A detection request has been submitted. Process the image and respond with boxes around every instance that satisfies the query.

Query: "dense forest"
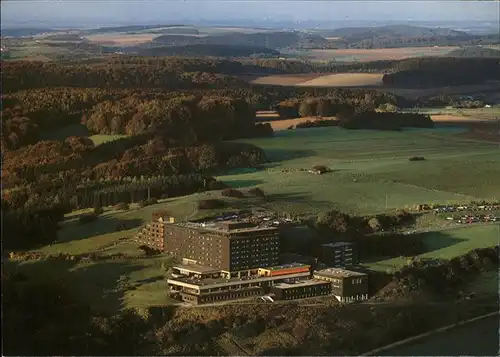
[152,31,328,49]
[140,44,280,57]
[383,57,500,87]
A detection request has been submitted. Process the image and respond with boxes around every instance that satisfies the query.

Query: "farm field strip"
[296,73,384,87]
[84,33,159,46]
[284,46,461,62]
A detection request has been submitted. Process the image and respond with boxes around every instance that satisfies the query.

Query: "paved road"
[378,315,500,356]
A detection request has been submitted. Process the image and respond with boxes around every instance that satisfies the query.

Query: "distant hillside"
[81,24,188,35]
[2,28,58,37]
[446,46,500,58]
[153,31,327,49]
[383,57,500,88]
[139,44,280,57]
[44,34,84,41]
[325,24,470,40]
[146,27,199,35]
[310,24,498,49]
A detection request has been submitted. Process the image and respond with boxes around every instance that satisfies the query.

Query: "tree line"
[383,57,500,88]
[338,110,434,130]
[3,136,267,188]
[1,59,248,93]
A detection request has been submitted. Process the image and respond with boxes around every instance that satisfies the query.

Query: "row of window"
[281,291,329,300]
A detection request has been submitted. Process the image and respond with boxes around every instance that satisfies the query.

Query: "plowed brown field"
[85,33,158,46]
[261,117,336,130]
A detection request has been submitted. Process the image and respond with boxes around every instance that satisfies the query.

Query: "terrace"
[314,268,367,279]
[262,262,311,271]
[272,279,328,289]
[167,269,311,290]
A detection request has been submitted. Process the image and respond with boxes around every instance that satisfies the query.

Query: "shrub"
[299,99,318,118]
[221,188,244,198]
[253,123,274,137]
[152,209,171,221]
[79,213,98,224]
[295,119,338,129]
[312,165,329,174]
[248,187,266,199]
[93,205,103,215]
[368,217,382,232]
[409,156,426,161]
[277,99,299,119]
[207,180,227,190]
[198,199,225,209]
[138,198,158,207]
[113,202,130,211]
[316,210,350,233]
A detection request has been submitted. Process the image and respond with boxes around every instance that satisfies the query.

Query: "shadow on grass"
[69,260,146,314]
[8,257,147,315]
[264,148,316,162]
[362,230,467,265]
[40,123,90,141]
[416,230,468,253]
[59,216,144,242]
[266,192,321,203]
[224,179,265,188]
[136,275,163,285]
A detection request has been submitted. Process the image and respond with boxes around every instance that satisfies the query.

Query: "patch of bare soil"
[249,74,322,86]
[262,117,336,131]
[297,73,383,87]
[85,34,158,46]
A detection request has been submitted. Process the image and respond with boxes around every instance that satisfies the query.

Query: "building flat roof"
[262,262,310,271]
[174,220,279,234]
[168,271,311,289]
[314,268,367,278]
[173,264,221,274]
[272,279,330,289]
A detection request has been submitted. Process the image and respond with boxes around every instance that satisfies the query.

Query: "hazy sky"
[2,0,499,28]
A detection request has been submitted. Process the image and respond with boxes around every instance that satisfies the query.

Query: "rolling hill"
[153,31,327,49]
[446,46,500,58]
[139,44,280,57]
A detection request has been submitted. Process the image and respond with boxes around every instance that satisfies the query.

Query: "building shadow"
[224,179,265,188]
[67,259,147,314]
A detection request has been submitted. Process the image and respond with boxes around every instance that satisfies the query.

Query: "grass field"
[40,124,128,145]
[221,127,500,216]
[366,224,500,271]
